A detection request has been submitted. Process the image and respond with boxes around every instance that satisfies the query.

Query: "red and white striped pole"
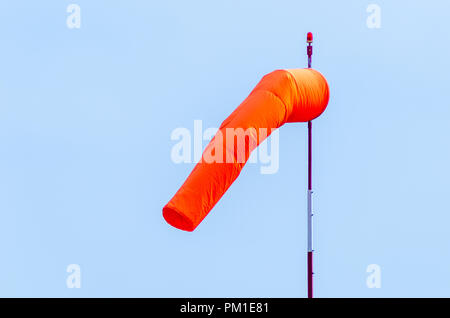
[306,32,314,298]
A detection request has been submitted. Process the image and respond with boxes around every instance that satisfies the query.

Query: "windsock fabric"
[163,68,329,231]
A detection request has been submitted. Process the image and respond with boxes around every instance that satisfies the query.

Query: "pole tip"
[307,32,313,43]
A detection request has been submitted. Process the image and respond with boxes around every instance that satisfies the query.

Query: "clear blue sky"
[0,1,449,297]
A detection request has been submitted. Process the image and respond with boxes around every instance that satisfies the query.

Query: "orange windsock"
[163,68,329,231]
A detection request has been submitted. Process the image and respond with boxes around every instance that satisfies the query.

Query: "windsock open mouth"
[163,68,329,231]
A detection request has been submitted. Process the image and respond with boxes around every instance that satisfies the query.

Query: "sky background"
[0,0,449,297]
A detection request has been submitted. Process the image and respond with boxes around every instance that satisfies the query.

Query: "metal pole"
[307,121,313,298]
[306,32,313,299]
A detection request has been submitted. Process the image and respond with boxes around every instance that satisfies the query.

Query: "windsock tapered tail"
[163,68,329,231]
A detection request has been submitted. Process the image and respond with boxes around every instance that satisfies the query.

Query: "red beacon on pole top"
[306,32,313,69]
